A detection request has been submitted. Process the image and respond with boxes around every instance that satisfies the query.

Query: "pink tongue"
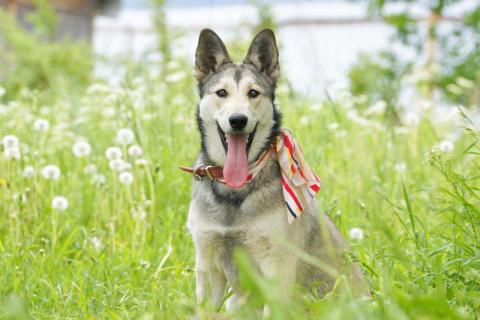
[223,134,248,189]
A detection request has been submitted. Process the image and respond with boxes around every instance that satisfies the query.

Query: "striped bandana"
[217,128,321,224]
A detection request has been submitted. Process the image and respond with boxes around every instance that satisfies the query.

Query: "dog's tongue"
[223,134,248,189]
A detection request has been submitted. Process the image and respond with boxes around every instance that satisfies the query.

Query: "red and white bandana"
[217,128,322,223]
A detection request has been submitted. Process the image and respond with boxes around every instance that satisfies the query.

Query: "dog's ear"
[244,29,280,82]
[194,29,231,82]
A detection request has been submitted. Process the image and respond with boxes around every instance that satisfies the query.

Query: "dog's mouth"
[216,122,257,154]
[216,122,258,189]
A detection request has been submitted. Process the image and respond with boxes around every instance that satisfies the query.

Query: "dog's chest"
[188,200,288,263]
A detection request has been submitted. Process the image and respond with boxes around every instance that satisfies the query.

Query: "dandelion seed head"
[128,144,143,157]
[0,86,5,97]
[394,162,407,174]
[135,159,149,167]
[4,146,21,160]
[105,146,122,160]
[91,236,102,251]
[33,119,50,132]
[52,196,68,211]
[119,171,134,185]
[41,164,61,180]
[438,140,454,153]
[2,135,19,148]
[109,158,126,171]
[72,141,92,158]
[22,166,35,178]
[349,227,364,241]
[116,128,135,145]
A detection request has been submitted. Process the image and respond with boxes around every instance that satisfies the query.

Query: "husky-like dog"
[186,28,368,311]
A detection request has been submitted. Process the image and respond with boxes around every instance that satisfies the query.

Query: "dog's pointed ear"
[244,29,280,82]
[194,29,231,82]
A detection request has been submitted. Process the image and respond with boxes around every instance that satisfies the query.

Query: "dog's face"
[194,29,281,189]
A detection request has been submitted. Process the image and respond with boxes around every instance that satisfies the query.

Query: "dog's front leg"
[195,255,227,310]
[259,252,297,318]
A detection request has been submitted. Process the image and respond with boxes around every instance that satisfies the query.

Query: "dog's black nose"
[229,113,248,130]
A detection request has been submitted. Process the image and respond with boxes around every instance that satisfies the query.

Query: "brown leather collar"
[180,165,224,181]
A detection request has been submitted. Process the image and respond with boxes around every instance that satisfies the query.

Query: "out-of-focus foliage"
[348,51,410,122]
[350,0,480,113]
[0,8,93,101]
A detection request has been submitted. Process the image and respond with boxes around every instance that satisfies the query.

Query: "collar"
[181,128,321,223]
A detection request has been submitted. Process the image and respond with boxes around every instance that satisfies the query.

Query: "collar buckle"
[192,165,206,181]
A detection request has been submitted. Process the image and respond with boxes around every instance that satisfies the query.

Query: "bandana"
[182,128,321,223]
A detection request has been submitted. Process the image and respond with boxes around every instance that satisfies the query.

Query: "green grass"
[1,65,479,319]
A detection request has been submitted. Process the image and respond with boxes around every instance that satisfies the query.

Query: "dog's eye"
[216,89,227,98]
[248,89,260,98]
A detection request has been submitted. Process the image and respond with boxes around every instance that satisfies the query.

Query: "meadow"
[1,41,480,320]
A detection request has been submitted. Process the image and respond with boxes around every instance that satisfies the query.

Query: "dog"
[185,28,368,312]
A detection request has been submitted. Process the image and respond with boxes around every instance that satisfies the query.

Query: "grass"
[1,61,479,319]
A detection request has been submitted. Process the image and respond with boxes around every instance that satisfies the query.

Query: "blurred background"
[1,0,479,115]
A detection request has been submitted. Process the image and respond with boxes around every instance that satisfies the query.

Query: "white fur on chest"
[187,200,291,263]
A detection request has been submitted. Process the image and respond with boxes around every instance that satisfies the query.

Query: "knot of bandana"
[182,128,321,223]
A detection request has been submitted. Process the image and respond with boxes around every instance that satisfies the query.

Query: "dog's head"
[194,28,281,189]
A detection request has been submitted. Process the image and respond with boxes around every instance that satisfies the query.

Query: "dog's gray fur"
[187,28,368,311]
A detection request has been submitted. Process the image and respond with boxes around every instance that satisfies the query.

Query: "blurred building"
[0,0,119,41]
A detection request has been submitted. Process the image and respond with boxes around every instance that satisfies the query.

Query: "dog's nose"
[229,113,248,130]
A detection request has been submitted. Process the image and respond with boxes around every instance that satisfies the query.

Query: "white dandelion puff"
[41,164,61,180]
[394,162,406,174]
[72,141,92,158]
[119,171,134,186]
[135,159,149,167]
[0,86,5,97]
[116,128,135,145]
[128,144,143,157]
[22,166,35,178]
[33,119,50,132]
[4,146,21,160]
[438,140,454,153]
[105,146,122,160]
[349,228,364,241]
[109,159,126,171]
[91,236,103,251]
[51,196,68,211]
[2,135,19,148]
